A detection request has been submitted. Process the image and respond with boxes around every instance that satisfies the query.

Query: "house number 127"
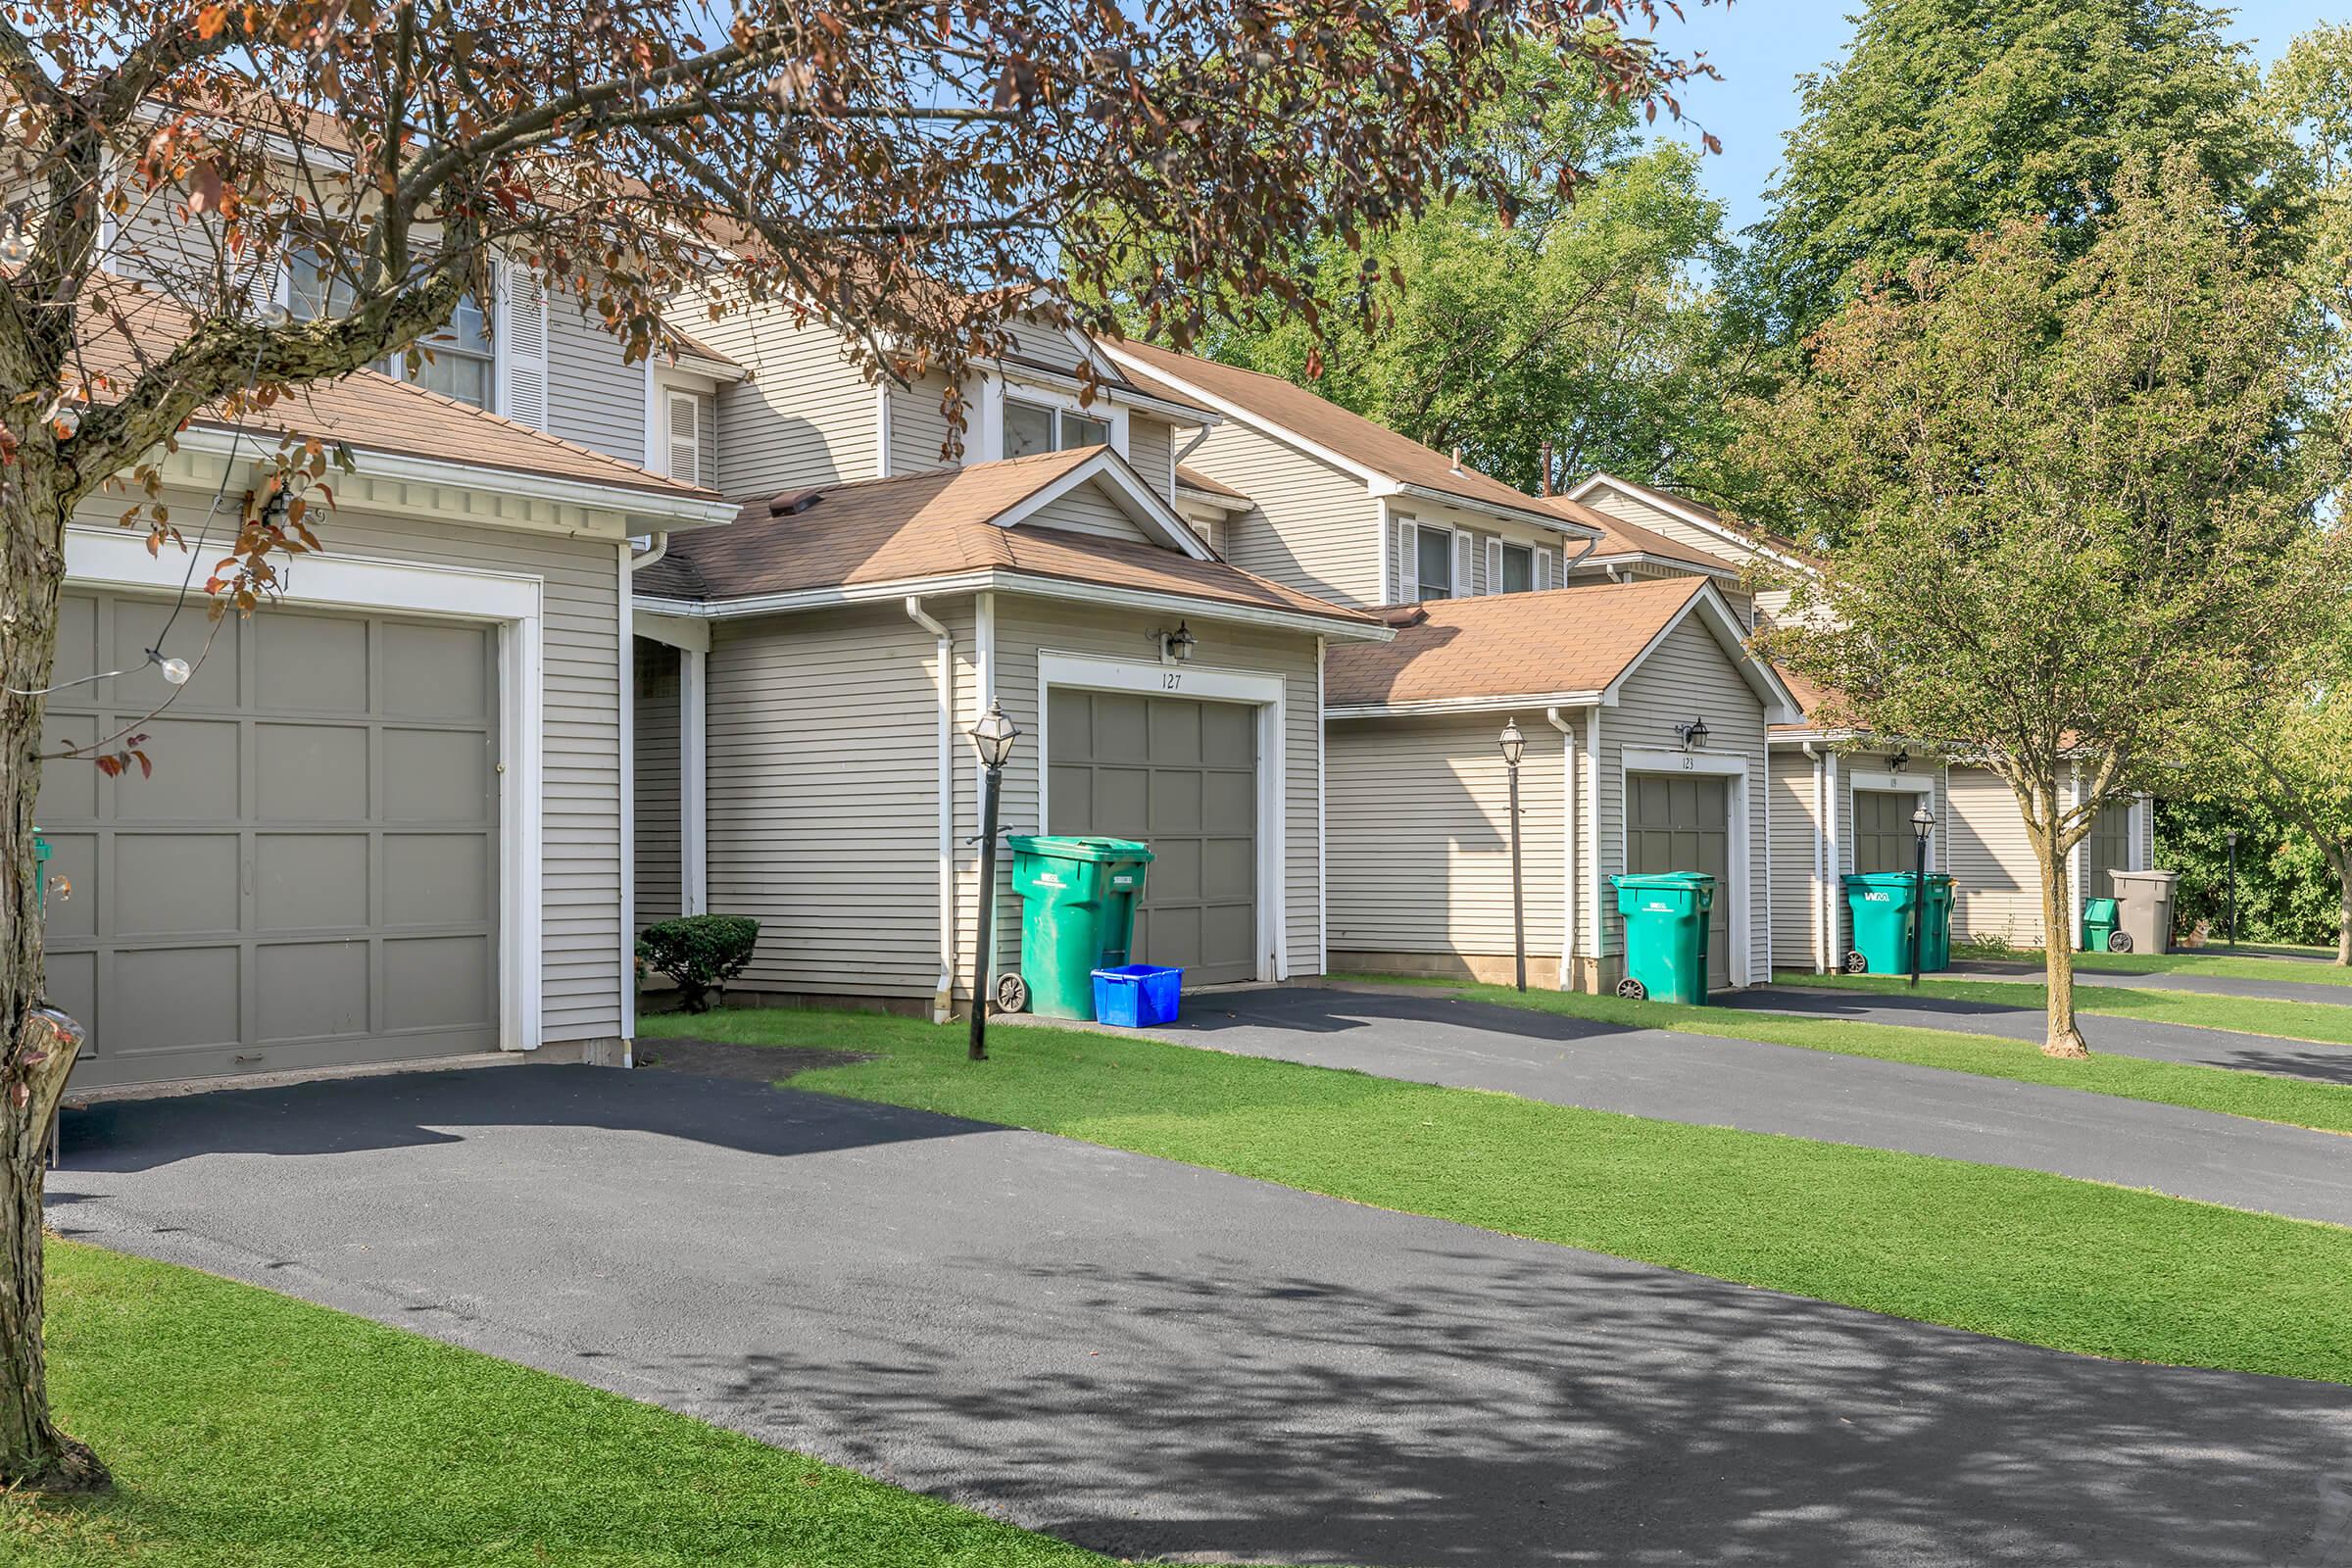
[1162,672,1182,690]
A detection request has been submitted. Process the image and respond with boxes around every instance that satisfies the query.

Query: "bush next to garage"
[636,917,760,1014]
[2156,795,2340,948]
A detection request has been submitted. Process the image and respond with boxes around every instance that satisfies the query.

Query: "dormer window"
[284,247,537,420]
[1004,398,1111,459]
[1497,543,1533,594]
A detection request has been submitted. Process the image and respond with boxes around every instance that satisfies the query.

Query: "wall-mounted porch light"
[1154,622,1198,664]
[1675,717,1710,752]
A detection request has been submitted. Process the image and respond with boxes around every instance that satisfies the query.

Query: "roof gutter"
[1326,691,1602,720]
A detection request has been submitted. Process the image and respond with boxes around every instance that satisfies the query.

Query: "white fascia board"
[643,568,1390,642]
[1388,482,1601,540]
[1574,551,1741,581]
[1568,472,1818,578]
[1599,581,1801,723]
[989,448,1215,561]
[172,425,740,531]
[997,357,1224,429]
[1326,692,1601,720]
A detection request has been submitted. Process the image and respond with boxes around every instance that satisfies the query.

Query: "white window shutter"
[1536,547,1555,592]
[1485,538,1502,596]
[1394,516,1418,602]
[497,260,550,429]
[664,390,701,481]
[1453,531,1473,598]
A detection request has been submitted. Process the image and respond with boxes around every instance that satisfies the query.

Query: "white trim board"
[1034,650,1290,984]
[1848,770,1934,794]
[65,525,549,1054]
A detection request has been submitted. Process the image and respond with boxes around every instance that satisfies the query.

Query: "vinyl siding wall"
[699,306,881,495]
[1128,415,1177,504]
[1767,748,1823,970]
[1580,489,1791,625]
[632,639,682,926]
[67,494,630,1046]
[889,373,960,474]
[1182,421,1385,608]
[547,302,649,464]
[1036,481,1154,544]
[1946,763,2046,946]
[1325,716,1565,973]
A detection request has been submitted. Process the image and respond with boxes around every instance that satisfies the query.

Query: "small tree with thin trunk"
[2229,615,2352,963]
[1742,153,2344,1057]
[0,0,1711,1494]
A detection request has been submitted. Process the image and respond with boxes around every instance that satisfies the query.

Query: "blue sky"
[1649,0,2333,237]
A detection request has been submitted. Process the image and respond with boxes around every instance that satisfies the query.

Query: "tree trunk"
[2034,830,2090,1059]
[0,454,106,1490]
[2332,849,2352,967]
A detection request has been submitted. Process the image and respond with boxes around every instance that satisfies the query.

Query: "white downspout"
[1802,742,1826,973]
[1824,749,1841,968]
[906,597,956,1022]
[1548,707,1579,991]
[630,533,669,570]
[1586,705,1603,978]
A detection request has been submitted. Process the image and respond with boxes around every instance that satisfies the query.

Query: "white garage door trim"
[1035,650,1288,983]
[65,526,548,1053]
[1620,744,1753,987]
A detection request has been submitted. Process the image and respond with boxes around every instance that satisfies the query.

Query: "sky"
[1646,0,2334,238]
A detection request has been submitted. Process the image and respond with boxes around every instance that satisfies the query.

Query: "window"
[285,245,493,411]
[1498,543,1533,594]
[1003,398,1113,460]
[1416,526,1454,599]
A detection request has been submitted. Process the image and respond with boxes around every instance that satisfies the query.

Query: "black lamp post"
[1909,801,1936,989]
[967,698,1020,1061]
[2225,829,2239,949]
[1499,717,1527,993]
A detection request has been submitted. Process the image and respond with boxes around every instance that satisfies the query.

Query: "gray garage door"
[1046,689,1258,986]
[1852,789,1918,875]
[2083,802,2132,900]
[38,591,501,1090]
[1626,773,1732,989]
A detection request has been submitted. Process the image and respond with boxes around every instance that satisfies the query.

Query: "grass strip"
[11,1241,1219,1568]
[1336,973,2352,1134]
[1785,970,2352,1049]
[645,1009,2352,1385]
[1958,941,2352,987]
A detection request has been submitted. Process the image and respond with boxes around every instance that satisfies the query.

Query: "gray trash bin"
[2109,869,2180,956]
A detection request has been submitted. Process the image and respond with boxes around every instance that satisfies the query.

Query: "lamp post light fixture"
[966,697,1021,1061]
[1909,801,1936,989]
[2225,829,2240,949]
[1499,718,1528,993]
[1675,717,1709,752]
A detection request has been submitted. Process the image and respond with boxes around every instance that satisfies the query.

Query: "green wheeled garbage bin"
[2082,897,2121,953]
[1609,872,1715,1004]
[31,828,50,916]
[1921,873,1955,972]
[1008,836,1154,1020]
[1841,872,1924,974]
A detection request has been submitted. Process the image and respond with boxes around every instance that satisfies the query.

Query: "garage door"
[1852,789,1917,874]
[1626,773,1732,989]
[2083,802,2132,900]
[38,591,501,1090]
[1046,689,1257,986]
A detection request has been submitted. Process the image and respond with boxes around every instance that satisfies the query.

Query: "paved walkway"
[1950,958,2352,1008]
[1720,983,2352,1084]
[49,1066,2352,1567]
[1163,987,2352,1226]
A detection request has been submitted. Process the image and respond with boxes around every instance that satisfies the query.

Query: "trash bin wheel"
[992,973,1030,1014]
[2106,932,2133,954]
[1843,951,1869,974]
[1615,976,1648,1002]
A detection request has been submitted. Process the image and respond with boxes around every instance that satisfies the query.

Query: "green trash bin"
[1609,872,1715,1004]
[31,828,50,916]
[2082,897,2121,953]
[1008,836,1154,1020]
[1841,872,1924,974]
[1921,873,1955,972]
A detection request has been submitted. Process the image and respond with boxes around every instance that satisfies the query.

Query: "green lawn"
[1784,970,2352,1048]
[644,1008,2352,1385]
[1959,941,2352,987]
[1333,975,2352,1133]
[8,1242,1190,1568]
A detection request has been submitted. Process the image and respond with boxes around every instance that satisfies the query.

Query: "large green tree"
[1156,51,1733,495]
[1745,156,2344,1056]
[1735,0,2302,349]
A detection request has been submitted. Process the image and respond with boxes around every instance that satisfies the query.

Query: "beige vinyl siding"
[547,302,648,463]
[1128,415,1177,504]
[1580,488,1749,567]
[650,379,719,489]
[705,607,946,999]
[1946,763,2046,947]
[1768,748,1823,970]
[1603,612,1769,980]
[1004,319,1093,370]
[66,495,630,1043]
[1028,479,1153,544]
[1183,421,1385,608]
[632,639,683,926]
[983,599,1325,981]
[889,373,960,474]
[699,306,882,494]
[1326,716,1564,961]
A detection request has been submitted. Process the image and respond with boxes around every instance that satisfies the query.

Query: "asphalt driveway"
[48,1064,2352,1567]
[1719,982,2352,1083]
[1160,987,2352,1226]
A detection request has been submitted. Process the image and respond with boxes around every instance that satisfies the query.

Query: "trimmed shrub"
[636,915,760,1012]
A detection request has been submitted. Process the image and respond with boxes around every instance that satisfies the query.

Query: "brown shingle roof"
[1176,464,1250,503]
[1107,341,1588,529]
[85,278,718,500]
[1326,577,1711,708]
[1542,495,1739,574]
[1575,472,1820,566]
[635,448,1380,628]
